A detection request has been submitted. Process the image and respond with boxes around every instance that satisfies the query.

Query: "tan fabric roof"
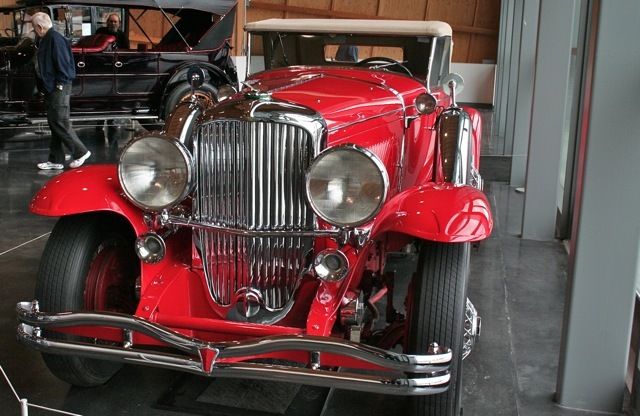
[245,19,452,37]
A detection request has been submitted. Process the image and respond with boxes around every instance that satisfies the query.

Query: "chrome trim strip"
[211,363,450,394]
[452,110,472,186]
[160,213,345,238]
[219,335,451,368]
[201,99,327,151]
[245,32,252,80]
[426,39,438,91]
[437,108,474,186]
[17,303,452,396]
[22,115,158,124]
[326,109,402,134]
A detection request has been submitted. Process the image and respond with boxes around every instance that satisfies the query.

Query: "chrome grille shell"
[194,98,326,320]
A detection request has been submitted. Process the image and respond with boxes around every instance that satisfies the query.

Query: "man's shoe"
[69,151,91,168]
[37,161,64,170]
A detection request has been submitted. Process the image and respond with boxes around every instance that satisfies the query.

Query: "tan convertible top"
[245,19,452,37]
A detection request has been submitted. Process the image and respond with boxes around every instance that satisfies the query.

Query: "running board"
[0,114,158,126]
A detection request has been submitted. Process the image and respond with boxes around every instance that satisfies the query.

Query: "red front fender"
[371,184,493,242]
[30,165,147,235]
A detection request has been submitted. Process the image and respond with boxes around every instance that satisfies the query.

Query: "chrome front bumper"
[16,301,451,396]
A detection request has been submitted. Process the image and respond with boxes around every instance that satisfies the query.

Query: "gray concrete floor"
[0,123,626,415]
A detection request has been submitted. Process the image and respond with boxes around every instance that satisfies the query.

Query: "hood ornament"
[241,80,272,101]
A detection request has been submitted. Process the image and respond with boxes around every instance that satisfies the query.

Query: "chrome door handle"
[77,61,85,68]
[114,61,123,68]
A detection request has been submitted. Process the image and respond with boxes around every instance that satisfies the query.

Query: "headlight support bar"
[161,212,342,238]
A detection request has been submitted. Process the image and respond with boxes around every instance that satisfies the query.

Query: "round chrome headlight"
[118,135,193,211]
[306,145,388,227]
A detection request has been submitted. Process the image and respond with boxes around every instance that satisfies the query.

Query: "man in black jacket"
[96,13,129,49]
[32,12,90,170]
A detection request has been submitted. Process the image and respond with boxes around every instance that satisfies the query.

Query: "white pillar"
[556,0,640,412]
[521,0,577,240]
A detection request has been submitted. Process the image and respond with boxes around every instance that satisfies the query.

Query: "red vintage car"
[17,18,492,416]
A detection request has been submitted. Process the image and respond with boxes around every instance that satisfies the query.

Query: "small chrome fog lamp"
[135,233,166,264]
[313,249,349,282]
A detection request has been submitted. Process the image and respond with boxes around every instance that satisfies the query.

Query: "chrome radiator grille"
[193,120,314,311]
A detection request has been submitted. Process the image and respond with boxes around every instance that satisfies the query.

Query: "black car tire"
[163,82,218,120]
[35,214,139,387]
[407,241,469,416]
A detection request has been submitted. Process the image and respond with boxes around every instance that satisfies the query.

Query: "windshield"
[248,31,450,86]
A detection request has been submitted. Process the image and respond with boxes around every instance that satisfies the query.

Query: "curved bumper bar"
[17,301,451,396]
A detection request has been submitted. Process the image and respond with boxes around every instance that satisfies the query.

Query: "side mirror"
[441,73,464,107]
[186,66,206,93]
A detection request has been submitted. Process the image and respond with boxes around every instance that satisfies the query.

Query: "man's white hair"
[31,12,53,31]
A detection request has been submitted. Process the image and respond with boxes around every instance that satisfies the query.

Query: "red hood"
[247,67,427,131]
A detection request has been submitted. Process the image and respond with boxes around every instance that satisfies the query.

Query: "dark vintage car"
[0,0,238,125]
[17,18,493,416]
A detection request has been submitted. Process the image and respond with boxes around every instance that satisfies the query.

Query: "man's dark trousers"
[45,84,88,164]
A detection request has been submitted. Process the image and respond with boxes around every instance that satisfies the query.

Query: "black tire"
[407,241,469,416]
[163,82,218,120]
[35,214,139,387]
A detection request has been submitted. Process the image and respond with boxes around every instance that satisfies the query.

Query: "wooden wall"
[235,0,501,63]
[0,0,14,32]
[0,0,500,63]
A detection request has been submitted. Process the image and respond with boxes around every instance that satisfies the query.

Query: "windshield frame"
[246,30,451,89]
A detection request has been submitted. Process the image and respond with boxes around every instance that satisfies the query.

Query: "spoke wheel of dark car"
[163,82,218,120]
[355,56,413,77]
[406,241,469,416]
[35,214,139,387]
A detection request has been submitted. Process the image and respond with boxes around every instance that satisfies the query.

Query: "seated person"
[96,13,129,49]
[335,44,358,62]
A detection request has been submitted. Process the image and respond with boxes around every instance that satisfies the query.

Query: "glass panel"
[50,6,91,40]
[324,45,403,63]
[13,7,45,38]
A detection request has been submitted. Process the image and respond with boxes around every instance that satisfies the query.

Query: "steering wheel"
[355,56,413,77]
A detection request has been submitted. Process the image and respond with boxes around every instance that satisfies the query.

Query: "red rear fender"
[30,165,147,234]
[371,184,493,242]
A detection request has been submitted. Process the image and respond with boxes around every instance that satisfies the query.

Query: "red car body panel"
[371,184,493,242]
[29,165,148,235]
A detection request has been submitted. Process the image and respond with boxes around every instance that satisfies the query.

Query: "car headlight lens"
[306,146,388,227]
[118,135,193,211]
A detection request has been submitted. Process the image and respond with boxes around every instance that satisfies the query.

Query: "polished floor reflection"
[0,124,614,415]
